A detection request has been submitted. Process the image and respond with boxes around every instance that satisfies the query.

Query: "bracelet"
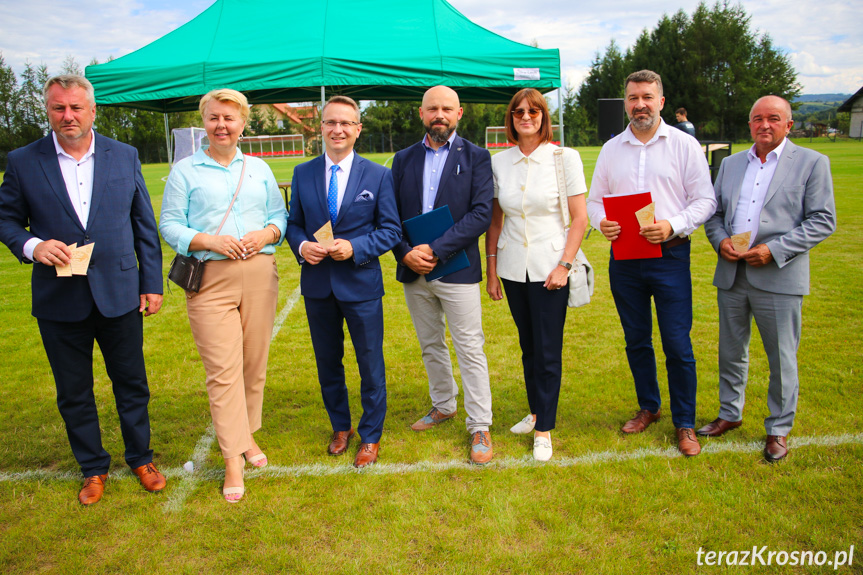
[486,254,497,258]
[268,225,279,242]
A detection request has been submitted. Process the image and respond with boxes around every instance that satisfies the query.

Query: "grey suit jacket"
[704,140,836,296]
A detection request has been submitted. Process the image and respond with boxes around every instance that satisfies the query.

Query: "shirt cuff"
[23,237,42,261]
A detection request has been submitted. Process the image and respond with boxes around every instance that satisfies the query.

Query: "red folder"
[603,192,662,260]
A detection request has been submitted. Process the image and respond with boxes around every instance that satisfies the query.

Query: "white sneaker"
[510,414,536,434]
[533,435,552,461]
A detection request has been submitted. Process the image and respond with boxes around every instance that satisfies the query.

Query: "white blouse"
[492,143,587,282]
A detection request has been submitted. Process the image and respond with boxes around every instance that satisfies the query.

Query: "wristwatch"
[558,260,572,270]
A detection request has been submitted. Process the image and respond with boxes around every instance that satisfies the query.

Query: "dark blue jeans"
[608,242,697,428]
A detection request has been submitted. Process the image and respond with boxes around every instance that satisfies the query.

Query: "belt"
[662,236,690,250]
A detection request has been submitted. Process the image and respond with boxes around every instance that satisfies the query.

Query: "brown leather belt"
[662,236,690,250]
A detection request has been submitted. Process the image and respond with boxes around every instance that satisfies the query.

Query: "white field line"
[272,284,301,341]
[162,424,216,513]
[2,432,861,485]
[161,283,301,512]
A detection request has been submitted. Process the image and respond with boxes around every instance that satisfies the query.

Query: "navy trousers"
[38,307,153,477]
[501,277,569,432]
[304,295,387,443]
[608,242,697,428]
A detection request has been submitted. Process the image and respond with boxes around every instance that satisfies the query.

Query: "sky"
[1,0,861,98]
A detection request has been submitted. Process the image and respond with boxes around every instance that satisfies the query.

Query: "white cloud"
[0,0,206,74]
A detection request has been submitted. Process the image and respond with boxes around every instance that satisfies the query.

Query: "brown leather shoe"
[411,407,457,431]
[328,428,355,456]
[469,431,493,465]
[764,435,788,462]
[354,442,379,468]
[132,462,167,493]
[78,474,108,505]
[676,428,701,457]
[696,417,743,437]
[621,409,661,433]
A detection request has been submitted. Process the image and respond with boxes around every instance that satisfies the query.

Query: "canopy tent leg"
[164,113,172,164]
[558,89,564,147]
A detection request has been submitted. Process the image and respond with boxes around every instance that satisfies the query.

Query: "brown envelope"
[635,202,655,228]
[730,231,751,253]
[55,243,76,277]
[314,221,335,248]
[71,243,95,275]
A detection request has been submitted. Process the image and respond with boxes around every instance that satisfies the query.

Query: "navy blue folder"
[402,205,470,281]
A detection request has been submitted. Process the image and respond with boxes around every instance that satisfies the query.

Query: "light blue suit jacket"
[704,140,836,296]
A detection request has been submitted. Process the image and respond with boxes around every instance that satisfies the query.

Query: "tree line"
[1,1,800,167]
[563,1,799,146]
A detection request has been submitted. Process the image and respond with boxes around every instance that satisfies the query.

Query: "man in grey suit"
[698,95,836,462]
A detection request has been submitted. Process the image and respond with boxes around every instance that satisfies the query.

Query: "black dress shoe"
[696,417,742,437]
[764,435,788,462]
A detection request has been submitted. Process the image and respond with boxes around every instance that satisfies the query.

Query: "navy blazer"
[286,153,401,302]
[391,135,493,284]
[0,133,163,321]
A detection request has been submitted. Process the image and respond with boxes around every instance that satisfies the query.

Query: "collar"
[325,150,355,172]
[194,146,244,166]
[747,137,788,163]
[421,130,457,151]
[52,129,96,161]
[622,118,669,146]
[510,141,554,164]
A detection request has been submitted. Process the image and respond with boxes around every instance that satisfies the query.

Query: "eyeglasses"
[511,108,541,119]
[322,120,360,129]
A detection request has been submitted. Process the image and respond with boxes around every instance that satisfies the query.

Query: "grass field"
[1,141,861,574]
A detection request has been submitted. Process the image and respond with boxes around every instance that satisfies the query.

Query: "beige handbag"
[553,148,594,308]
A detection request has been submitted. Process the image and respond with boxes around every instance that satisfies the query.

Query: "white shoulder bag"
[553,148,594,308]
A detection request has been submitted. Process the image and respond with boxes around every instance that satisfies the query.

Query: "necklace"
[206,148,231,167]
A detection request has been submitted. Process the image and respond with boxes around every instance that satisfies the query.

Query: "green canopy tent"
[85,0,562,159]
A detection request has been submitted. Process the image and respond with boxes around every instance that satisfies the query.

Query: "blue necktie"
[327,165,339,223]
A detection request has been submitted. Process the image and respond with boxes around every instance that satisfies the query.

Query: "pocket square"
[355,190,375,202]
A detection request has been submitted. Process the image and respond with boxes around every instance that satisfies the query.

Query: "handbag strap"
[201,154,247,261]
[553,148,571,229]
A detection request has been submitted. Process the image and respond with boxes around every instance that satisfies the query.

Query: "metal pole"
[164,113,172,164]
[557,89,564,147]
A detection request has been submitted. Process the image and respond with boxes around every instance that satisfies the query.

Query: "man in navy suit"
[286,96,400,468]
[391,86,494,464]
[0,75,166,504]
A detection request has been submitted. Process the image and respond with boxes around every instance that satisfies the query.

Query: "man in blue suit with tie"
[391,86,495,464]
[0,75,166,504]
[286,96,400,468]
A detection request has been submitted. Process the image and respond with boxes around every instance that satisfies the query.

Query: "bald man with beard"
[391,86,495,464]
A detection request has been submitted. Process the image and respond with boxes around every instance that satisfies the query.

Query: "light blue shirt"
[421,131,456,214]
[160,147,287,260]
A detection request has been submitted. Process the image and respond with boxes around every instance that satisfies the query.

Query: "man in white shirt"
[587,70,716,456]
[699,95,836,462]
[0,75,166,504]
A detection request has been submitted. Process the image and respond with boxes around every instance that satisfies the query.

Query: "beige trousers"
[186,255,279,459]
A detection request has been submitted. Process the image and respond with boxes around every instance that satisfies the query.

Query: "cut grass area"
[0,140,861,574]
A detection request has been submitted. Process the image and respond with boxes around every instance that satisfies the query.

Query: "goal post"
[239,134,305,158]
[485,125,561,149]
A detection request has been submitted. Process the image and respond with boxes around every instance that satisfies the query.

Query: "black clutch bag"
[168,253,205,293]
